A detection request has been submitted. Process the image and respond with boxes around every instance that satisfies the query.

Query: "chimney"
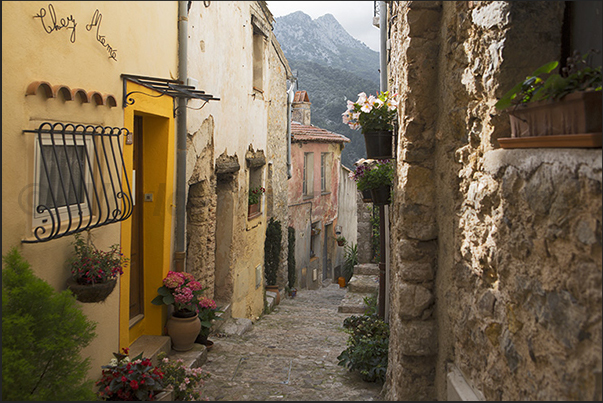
[291,91,311,125]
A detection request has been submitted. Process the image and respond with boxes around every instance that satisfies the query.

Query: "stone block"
[347,274,379,294]
[397,284,434,319]
[354,263,380,275]
[398,320,437,356]
[399,261,434,282]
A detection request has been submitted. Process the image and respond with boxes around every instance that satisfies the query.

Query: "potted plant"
[157,351,210,401]
[66,232,128,303]
[343,91,398,159]
[264,217,282,304]
[195,296,223,349]
[248,186,265,216]
[151,271,206,352]
[495,50,602,148]
[287,226,297,297]
[356,159,394,205]
[349,162,373,203]
[96,348,167,401]
[336,235,347,247]
[337,295,389,383]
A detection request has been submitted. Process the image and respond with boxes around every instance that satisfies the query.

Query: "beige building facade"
[183,1,293,319]
[2,1,179,380]
[2,0,293,384]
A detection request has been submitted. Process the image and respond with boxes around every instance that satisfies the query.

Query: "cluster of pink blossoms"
[157,271,206,312]
[198,296,217,310]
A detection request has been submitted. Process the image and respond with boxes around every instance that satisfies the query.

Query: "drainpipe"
[174,1,188,272]
[286,81,295,179]
[378,0,387,320]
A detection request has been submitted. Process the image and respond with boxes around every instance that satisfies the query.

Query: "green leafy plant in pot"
[152,271,207,352]
[264,217,282,303]
[356,159,394,205]
[495,49,601,145]
[287,226,297,297]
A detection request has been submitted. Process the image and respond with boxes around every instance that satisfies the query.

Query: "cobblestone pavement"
[199,283,385,401]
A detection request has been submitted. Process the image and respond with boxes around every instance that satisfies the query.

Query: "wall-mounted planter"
[66,277,117,303]
[369,185,391,205]
[363,130,393,159]
[499,91,602,149]
[248,203,260,218]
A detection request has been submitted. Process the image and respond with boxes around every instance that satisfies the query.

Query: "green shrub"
[337,295,389,383]
[264,217,282,286]
[287,227,296,289]
[2,248,98,401]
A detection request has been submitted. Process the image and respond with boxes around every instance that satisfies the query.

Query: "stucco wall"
[2,0,178,381]
[386,1,602,401]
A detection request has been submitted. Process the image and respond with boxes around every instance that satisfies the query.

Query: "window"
[24,122,133,243]
[252,29,265,92]
[321,152,331,193]
[303,152,314,197]
[248,166,264,219]
[33,134,93,228]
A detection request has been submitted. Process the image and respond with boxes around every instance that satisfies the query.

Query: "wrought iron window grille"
[121,74,220,116]
[22,122,133,243]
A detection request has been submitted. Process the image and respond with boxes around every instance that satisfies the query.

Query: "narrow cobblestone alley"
[199,283,385,401]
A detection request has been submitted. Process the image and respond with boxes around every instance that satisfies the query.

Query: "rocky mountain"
[273,11,381,168]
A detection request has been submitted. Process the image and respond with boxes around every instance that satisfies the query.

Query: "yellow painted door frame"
[120,82,176,349]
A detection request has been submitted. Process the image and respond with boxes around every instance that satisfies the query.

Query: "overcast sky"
[266,1,381,52]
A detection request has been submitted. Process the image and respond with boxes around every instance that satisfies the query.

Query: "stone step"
[354,263,380,276]
[338,292,375,314]
[129,332,209,372]
[211,301,232,334]
[128,335,171,367]
[347,274,379,294]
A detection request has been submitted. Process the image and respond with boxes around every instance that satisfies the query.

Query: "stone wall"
[266,30,292,289]
[386,1,602,401]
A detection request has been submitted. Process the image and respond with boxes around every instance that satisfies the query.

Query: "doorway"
[129,115,144,322]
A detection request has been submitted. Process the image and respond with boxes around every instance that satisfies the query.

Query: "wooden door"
[129,115,144,321]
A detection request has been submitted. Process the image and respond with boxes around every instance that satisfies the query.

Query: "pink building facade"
[287,91,350,289]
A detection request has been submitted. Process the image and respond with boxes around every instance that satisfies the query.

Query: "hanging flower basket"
[66,277,117,303]
[370,185,391,205]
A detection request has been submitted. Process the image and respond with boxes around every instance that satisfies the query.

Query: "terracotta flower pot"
[266,285,280,305]
[166,312,201,352]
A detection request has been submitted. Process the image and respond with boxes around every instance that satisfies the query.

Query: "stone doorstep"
[347,274,379,294]
[338,292,375,314]
[210,301,232,334]
[128,335,171,368]
[354,263,380,276]
[129,334,208,374]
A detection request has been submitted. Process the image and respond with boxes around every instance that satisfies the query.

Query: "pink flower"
[198,297,217,310]
[164,271,185,288]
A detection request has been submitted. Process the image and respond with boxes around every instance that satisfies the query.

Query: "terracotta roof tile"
[291,121,350,143]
